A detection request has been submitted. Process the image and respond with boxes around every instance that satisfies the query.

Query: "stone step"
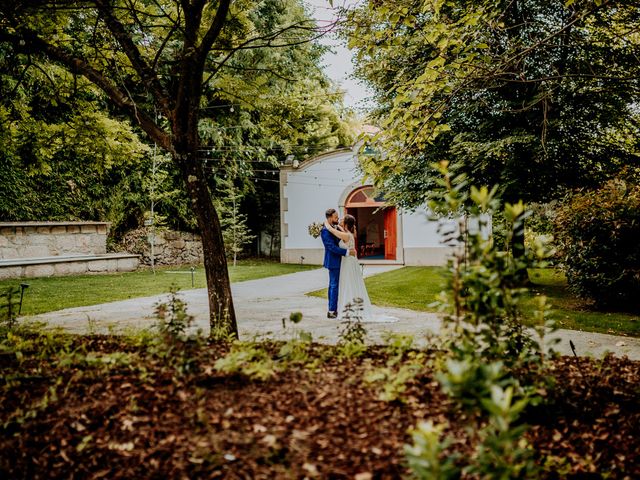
[0,254,139,279]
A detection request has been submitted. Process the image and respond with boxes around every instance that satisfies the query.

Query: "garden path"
[31,266,640,360]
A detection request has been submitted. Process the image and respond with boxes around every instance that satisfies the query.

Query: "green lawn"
[523,268,640,337]
[1,259,317,316]
[309,267,640,337]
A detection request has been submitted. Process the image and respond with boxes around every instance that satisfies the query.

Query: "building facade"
[280,146,464,266]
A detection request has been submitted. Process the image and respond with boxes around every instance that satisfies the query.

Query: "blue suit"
[321,226,347,313]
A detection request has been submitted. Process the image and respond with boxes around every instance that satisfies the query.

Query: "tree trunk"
[177,153,238,337]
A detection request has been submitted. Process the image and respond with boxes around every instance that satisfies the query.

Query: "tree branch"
[0,29,172,151]
[197,0,231,63]
[94,0,173,115]
[202,20,329,85]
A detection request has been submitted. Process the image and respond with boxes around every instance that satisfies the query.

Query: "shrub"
[404,161,553,480]
[214,342,277,381]
[554,179,640,311]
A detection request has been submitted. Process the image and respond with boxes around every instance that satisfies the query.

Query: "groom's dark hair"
[325,208,337,218]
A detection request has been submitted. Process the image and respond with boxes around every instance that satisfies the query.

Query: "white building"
[279,146,461,266]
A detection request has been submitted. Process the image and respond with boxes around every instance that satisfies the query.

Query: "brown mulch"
[0,337,638,479]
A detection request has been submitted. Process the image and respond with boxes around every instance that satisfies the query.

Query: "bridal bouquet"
[308,222,324,238]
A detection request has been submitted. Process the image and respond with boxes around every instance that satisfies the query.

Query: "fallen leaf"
[355,473,373,480]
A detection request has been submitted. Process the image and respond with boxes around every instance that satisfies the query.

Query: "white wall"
[281,149,488,260]
[283,150,362,250]
[401,207,447,248]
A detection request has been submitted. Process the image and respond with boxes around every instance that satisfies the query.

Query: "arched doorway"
[345,186,397,261]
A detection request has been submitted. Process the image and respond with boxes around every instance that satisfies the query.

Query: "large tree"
[346,0,640,207]
[0,0,342,336]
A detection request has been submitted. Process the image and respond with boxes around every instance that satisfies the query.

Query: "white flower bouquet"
[308,222,324,238]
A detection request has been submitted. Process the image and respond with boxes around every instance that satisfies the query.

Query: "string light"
[200,90,346,111]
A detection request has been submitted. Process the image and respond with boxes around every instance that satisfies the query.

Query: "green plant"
[382,332,416,363]
[465,386,539,479]
[554,178,640,312]
[154,287,194,340]
[436,359,509,410]
[335,299,368,359]
[276,311,316,366]
[405,420,461,480]
[215,178,256,267]
[429,161,554,370]
[151,287,204,375]
[364,359,422,403]
[405,163,554,479]
[214,342,277,381]
[338,299,367,345]
[405,385,539,479]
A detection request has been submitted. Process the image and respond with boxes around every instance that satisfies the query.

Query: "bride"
[324,215,397,323]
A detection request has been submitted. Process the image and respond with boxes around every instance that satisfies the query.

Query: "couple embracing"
[321,208,396,323]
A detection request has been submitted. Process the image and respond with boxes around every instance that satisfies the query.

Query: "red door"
[384,208,397,260]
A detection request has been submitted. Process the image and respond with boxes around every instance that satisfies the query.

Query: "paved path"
[30,266,640,360]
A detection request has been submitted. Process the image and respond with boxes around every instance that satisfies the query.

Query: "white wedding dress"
[337,233,397,323]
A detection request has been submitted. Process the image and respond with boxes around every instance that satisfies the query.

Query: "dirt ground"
[0,336,638,479]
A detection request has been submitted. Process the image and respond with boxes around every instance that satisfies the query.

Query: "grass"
[308,267,447,311]
[0,258,317,316]
[523,268,640,337]
[308,266,640,337]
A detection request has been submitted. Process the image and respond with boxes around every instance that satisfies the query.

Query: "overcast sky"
[304,0,373,112]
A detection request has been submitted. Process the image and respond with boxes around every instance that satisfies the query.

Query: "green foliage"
[154,288,195,340]
[0,1,355,244]
[364,356,423,403]
[406,380,539,479]
[215,178,256,265]
[381,332,416,360]
[405,164,554,479]
[214,342,277,381]
[0,48,150,233]
[466,386,539,479]
[405,420,460,480]
[436,359,508,410]
[151,288,203,375]
[277,311,313,366]
[336,299,368,359]
[0,322,74,366]
[288,311,303,324]
[553,178,640,312]
[338,299,368,345]
[365,333,425,403]
[429,162,555,370]
[346,0,640,208]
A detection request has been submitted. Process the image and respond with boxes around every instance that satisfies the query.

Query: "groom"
[322,208,356,318]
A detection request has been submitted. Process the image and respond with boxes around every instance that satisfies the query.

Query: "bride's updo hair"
[343,214,356,235]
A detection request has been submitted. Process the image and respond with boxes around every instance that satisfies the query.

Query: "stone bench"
[0,253,140,280]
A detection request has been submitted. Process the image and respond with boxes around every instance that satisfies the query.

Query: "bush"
[554,179,640,311]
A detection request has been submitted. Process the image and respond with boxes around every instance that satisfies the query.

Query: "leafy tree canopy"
[346,0,640,207]
[0,0,356,333]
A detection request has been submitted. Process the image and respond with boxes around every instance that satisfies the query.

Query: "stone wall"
[119,228,203,266]
[0,222,109,259]
[0,254,140,280]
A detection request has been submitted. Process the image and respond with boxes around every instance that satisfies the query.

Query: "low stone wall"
[0,254,139,280]
[0,222,109,259]
[119,228,203,266]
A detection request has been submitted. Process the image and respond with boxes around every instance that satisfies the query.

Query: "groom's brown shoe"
[327,311,337,319]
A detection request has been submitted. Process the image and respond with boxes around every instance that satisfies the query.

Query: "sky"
[304,0,373,112]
